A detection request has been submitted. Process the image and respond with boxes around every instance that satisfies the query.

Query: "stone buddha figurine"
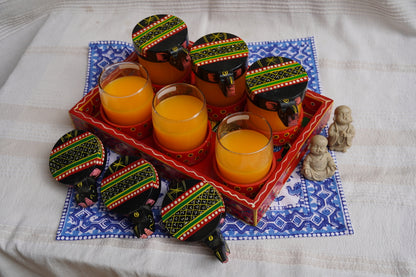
[302,135,337,181]
[328,105,355,152]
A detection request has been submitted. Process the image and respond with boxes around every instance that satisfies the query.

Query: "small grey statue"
[328,105,355,152]
[302,135,337,181]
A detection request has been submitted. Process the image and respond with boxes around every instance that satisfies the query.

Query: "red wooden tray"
[69,82,333,225]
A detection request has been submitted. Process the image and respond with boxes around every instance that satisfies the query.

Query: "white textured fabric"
[0,1,415,276]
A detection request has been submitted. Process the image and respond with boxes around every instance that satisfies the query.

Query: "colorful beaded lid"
[161,178,229,263]
[101,156,160,215]
[161,179,226,242]
[132,14,189,63]
[190,32,249,83]
[246,56,308,111]
[49,130,105,185]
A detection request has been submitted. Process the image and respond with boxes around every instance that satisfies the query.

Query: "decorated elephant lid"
[101,156,160,238]
[246,56,308,126]
[132,14,189,70]
[190,32,248,96]
[49,129,106,208]
[101,156,160,214]
[246,56,308,110]
[161,178,229,263]
[49,129,105,185]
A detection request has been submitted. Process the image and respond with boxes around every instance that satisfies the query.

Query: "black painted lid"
[245,56,308,111]
[161,178,225,242]
[101,156,160,215]
[132,14,189,68]
[49,129,106,185]
[190,32,248,83]
[161,178,230,262]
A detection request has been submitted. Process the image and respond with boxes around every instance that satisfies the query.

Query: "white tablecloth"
[1,1,415,276]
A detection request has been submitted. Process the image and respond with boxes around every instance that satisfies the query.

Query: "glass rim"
[216,111,273,156]
[98,61,150,99]
[152,83,207,123]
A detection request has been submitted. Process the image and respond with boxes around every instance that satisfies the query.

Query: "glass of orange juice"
[215,112,274,185]
[152,83,208,152]
[99,62,153,126]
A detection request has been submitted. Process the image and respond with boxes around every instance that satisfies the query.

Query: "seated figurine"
[328,105,355,152]
[302,135,337,181]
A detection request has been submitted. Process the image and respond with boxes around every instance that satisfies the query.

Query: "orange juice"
[247,100,303,132]
[101,75,153,126]
[216,129,273,184]
[194,73,247,107]
[138,56,190,85]
[152,94,208,152]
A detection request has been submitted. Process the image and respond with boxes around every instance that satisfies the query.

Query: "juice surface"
[220,129,268,153]
[104,76,145,96]
[155,95,204,120]
[216,129,273,184]
[101,76,153,126]
[153,95,208,152]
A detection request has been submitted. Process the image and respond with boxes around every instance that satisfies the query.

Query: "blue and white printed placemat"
[56,37,353,241]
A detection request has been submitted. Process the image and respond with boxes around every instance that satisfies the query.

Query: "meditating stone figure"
[302,135,337,181]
